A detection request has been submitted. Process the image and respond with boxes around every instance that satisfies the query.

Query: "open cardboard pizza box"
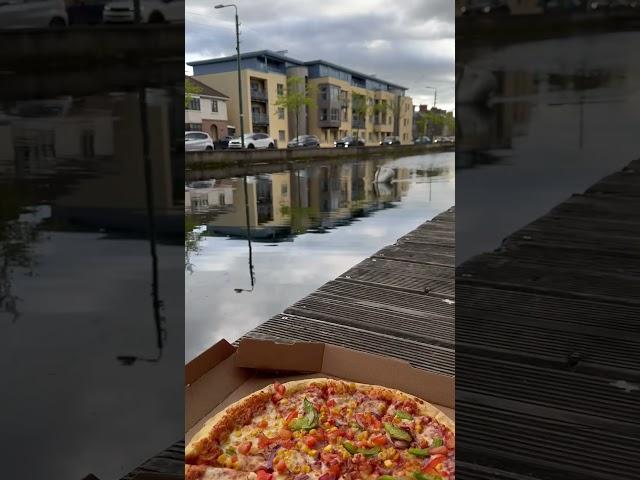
[185,338,454,444]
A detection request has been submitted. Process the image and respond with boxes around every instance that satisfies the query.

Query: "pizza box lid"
[185,338,454,441]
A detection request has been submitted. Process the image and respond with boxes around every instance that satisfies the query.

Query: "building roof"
[187,50,408,91]
[185,76,229,99]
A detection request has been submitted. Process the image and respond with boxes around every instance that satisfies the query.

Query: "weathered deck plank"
[457,158,640,479]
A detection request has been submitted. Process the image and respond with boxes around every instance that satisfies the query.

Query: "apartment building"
[188,50,413,147]
[184,76,231,141]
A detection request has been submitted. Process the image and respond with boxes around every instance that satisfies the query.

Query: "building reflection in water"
[184,160,431,249]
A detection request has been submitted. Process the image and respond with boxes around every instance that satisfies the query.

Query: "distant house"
[185,76,232,141]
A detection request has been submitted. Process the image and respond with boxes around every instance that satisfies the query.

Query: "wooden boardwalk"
[238,206,456,375]
[456,158,640,480]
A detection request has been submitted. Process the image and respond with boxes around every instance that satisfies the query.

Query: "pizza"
[186,378,455,480]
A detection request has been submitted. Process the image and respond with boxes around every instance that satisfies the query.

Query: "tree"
[416,110,455,138]
[273,76,316,141]
[185,77,202,109]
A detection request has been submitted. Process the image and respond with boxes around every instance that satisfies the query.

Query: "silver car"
[185,132,214,152]
[0,0,68,29]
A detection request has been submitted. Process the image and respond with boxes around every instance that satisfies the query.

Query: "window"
[187,98,200,111]
[212,100,218,112]
[281,184,288,195]
[369,132,373,142]
[228,127,236,136]
[278,107,285,119]
[185,123,202,131]
[320,109,328,121]
[342,108,348,121]
[330,108,339,121]
[321,87,327,100]
[277,83,284,95]
[279,130,285,141]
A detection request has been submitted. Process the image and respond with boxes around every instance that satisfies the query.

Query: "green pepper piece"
[408,447,430,457]
[225,446,236,455]
[431,437,443,447]
[413,473,442,480]
[378,476,396,480]
[360,446,381,457]
[289,398,318,431]
[384,422,413,442]
[395,410,413,420]
[342,441,358,455]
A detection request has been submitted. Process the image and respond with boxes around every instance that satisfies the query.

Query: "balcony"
[251,89,268,102]
[252,112,269,125]
[319,118,341,128]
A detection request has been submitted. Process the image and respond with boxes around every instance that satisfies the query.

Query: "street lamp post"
[424,86,437,139]
[215,3,245,149]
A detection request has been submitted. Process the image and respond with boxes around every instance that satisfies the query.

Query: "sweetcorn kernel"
[308,449,317,457]
[323,445,332,452]
[384,460,393,468]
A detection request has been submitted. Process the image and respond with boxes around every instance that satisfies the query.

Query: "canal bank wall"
[186,143,454,171]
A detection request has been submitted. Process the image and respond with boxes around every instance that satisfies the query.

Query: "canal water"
[0,88,184,479]
[185,152,454,362]
[456,30,640,263]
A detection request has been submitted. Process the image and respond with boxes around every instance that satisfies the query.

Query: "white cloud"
[185,0,455,111]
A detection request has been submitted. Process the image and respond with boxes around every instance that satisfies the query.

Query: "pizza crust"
[186,377,454,462]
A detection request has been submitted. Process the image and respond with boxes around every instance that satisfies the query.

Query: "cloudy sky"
[185,0,454,112]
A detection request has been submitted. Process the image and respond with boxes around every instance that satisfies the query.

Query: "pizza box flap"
[185,341,252,429]
[186,338,236,386]
[322,344,454,409]
[235,338,325,372]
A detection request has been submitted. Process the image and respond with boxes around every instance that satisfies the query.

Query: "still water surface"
[0,88,184,479]
[185,152,454,362]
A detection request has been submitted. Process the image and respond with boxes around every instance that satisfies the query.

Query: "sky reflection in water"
[185,152,455,362]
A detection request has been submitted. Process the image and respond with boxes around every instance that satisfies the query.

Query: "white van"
[0,0,68,29]
[102,0,184,23]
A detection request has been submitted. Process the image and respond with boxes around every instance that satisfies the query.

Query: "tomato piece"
[237,441,252,455]
[304,435,317,448]
[370,417,381,430]
[274,381,286,396]
[285,410,298,423]
[275,459,287,473]
[258,419,268,428]
[257,433,271,449]
[278,429,292,440]
[371,434,387,446]
[326,399,336,407]
[256,470,272,480]
[328,462,341,476]
[423,454,446,473]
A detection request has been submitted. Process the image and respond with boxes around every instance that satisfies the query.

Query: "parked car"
[102,0,184,23]
[228,133,276,149]
[414,136,432,145]
[288,135,320,148]
[215,135,235,150]
[380,136,400,146]
[0,0,68,28]
[334,136,365,148]
[185,131,214,152]
[459,0,510,15]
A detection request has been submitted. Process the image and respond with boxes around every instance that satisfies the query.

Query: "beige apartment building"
[188,50,413,147]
